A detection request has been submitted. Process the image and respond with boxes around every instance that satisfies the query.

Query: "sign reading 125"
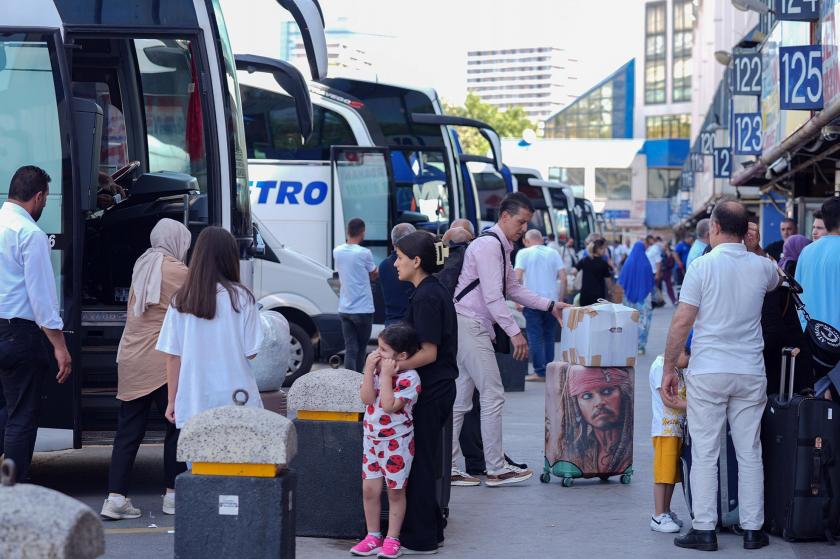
[780,45,824,110]
[733,113,762,155]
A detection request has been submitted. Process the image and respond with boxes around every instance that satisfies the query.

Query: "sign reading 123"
[780,45,824,110]
[733,113,762,155]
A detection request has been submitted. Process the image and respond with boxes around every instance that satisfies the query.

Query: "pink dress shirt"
[454,224,552,339]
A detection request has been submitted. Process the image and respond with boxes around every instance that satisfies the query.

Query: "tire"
[539,473,551,484]
[283,322,315,387]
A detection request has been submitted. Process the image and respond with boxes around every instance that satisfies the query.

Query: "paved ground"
[28,306,835,558]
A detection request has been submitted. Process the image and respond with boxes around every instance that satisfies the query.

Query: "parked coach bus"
[0,0,326,447]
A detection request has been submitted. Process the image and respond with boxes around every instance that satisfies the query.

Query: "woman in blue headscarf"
[618,241,655,355]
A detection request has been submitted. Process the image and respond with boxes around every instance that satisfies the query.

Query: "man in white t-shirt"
[514,229,565,381]
[333,218,378,372]
[661,201,779,552]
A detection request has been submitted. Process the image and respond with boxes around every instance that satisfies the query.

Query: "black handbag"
[785,273,840,372]
[455,232,513,354]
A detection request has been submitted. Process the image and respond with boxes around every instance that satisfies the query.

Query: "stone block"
[287,368,364,414]
[0,482,105,558]
[291,419,365,538]
[175,471,295,559]
[251,310,292,392]
[177,401,297,466]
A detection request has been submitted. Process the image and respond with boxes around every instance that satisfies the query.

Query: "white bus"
[0,0,326,447]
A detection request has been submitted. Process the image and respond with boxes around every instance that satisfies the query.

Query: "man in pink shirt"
[451,192,568,486]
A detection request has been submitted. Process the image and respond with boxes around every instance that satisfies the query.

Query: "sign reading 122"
[780,45,824,110]
[733,113,762,155]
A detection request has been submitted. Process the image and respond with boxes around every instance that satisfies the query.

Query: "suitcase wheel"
[561,478,574,488]
[598,475,609,482]
[620,474,632,485]
[539,473,551,484]
[442,507,449,519]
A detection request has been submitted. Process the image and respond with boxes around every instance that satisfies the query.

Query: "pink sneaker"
[378,537,402,559]
[350,534,383,556]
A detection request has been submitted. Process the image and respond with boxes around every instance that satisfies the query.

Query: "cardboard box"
[560,303,640,367]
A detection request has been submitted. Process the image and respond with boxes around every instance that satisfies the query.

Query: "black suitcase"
[762,347,840,542]
[680,422,741,532]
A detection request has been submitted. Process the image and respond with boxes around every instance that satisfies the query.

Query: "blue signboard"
[775,0,820,21]
[690,152,705,172]
[679,199,692,219]
[700,131,715,155]
[713,148,732,178]
[780,45,824,110]
[732,112,763,155]
[603,209,631,220]
[733,52,763,96]
[680,170,694,191]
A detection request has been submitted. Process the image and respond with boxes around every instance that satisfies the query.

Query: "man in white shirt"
[515,229,565,382]
[333,218,378,372]
[662,201,778,552]
[0,166,71,482]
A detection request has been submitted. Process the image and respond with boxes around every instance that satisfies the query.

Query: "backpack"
[435,231,512,353]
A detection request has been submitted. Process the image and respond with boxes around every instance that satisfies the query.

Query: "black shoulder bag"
[454,232,512,354]
[785,272,840,372]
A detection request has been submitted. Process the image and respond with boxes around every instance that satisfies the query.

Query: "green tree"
[443,93,536,155]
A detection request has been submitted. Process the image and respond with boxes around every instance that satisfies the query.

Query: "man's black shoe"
[743,530,769,550]
[674,529,718,551]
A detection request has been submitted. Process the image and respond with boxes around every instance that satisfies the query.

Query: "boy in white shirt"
[649,344,689,533]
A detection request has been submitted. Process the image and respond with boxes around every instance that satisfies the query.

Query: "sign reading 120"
[733,113,762,155]
[780,45,824,110]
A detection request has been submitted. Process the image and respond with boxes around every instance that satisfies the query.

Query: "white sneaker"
[650,513,681,533]
[669,511,684,528]
[450,467,481,487]
[485,465,533,487]
[101,497,141,520]
[162,493,175,515]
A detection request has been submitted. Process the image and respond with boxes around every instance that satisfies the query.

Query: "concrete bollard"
[0,459,105,559]
[287,368,365,538]
[175,390,298,559]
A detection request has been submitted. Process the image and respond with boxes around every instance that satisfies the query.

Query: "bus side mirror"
[71,97,103,212]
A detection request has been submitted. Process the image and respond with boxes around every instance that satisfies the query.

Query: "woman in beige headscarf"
[101,218,191,521]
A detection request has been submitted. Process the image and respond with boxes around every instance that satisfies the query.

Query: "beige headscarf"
[130,218,191,317]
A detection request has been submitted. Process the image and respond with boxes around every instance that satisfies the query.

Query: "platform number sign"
[733,113,762,155]
[780,45,823,110]
[690,153,705,173]
[681,170,694,191]
[713,148,731,178]
[700,131,715,155]
[775,0,820,21]
[733,52,762,96]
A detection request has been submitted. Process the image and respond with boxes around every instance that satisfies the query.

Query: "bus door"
[0,29,79,436]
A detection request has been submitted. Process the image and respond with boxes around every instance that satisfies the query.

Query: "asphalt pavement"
[27,305,836,558]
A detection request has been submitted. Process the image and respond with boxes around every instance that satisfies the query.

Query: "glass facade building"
[645,2,667,104]
[542,60,634,139]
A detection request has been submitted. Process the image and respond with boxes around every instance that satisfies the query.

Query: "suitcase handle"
[780,347,800,403]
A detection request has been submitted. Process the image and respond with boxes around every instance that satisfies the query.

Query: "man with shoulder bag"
[450,193,569,487]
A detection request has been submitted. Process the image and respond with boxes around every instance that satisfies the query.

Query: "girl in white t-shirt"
[649,347,689,534]
[156,227,264,430]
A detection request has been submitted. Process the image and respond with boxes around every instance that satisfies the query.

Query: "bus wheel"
[283,323,315,387]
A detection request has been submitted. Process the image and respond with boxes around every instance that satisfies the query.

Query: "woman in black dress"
[574,238,613,306]
[391,231,458,553]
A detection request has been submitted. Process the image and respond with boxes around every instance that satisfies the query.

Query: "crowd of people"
[2,160,839,556]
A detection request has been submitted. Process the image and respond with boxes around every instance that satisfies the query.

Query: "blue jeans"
[523,309,557,377]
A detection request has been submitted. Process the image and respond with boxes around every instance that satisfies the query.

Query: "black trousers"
[339,313,373,372]
[107,384,186,495]
[0,320,50,483]
[401,382,456,552]
[461,390,486,475]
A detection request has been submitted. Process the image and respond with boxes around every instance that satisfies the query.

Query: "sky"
[221,0,644,105]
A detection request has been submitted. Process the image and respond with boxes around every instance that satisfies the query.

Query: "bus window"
[472,168,507,224]
[241,85,357,160]
[0,33,65,306]
[134,39,205,189]
[334,149,391,263]
[392,149,451,233]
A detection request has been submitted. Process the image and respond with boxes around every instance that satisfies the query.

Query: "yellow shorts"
[652,436,682,485]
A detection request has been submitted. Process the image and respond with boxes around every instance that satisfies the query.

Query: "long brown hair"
[173,226,254,319]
